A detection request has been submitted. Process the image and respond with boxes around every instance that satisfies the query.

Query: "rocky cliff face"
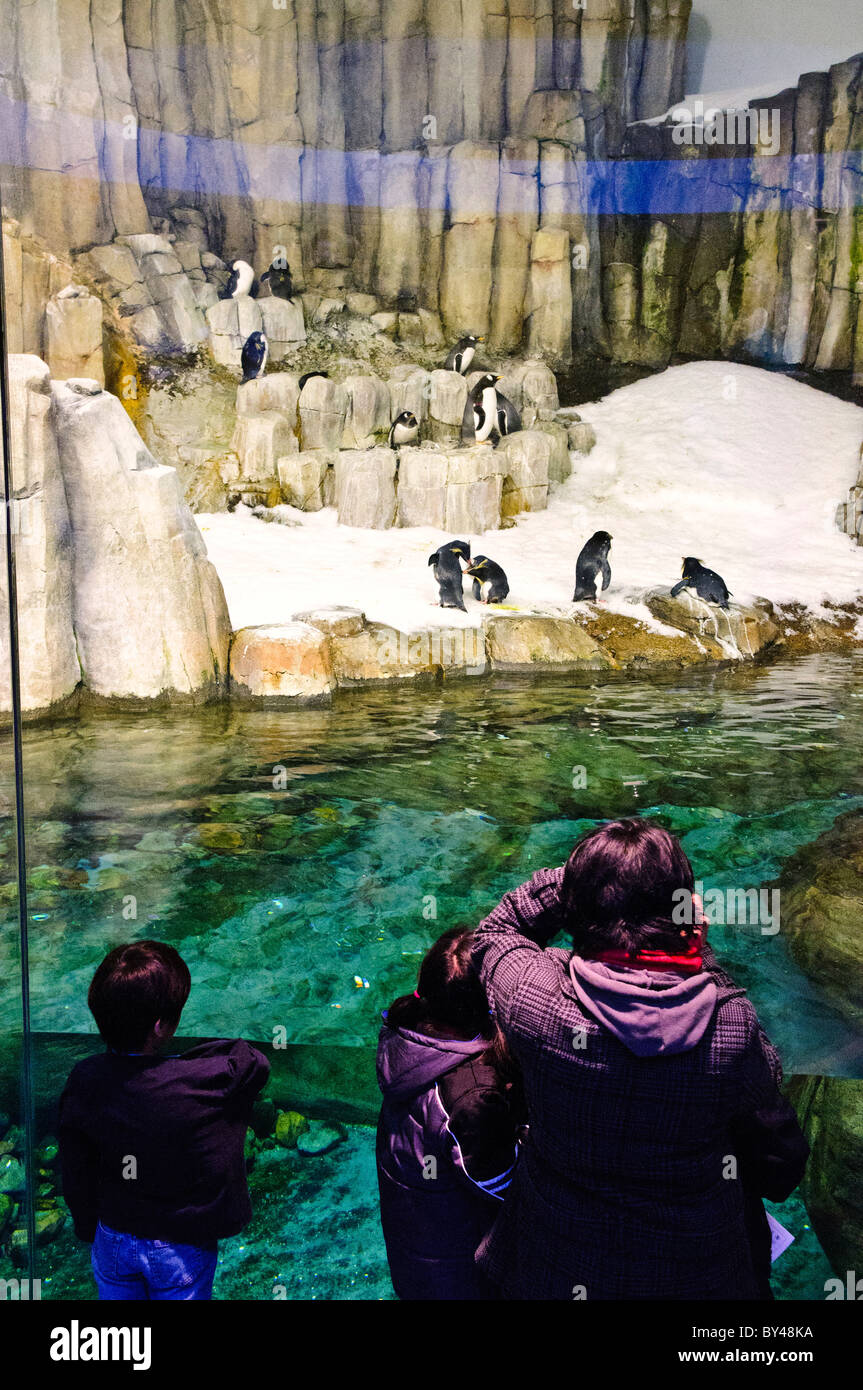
[0,4,860,373]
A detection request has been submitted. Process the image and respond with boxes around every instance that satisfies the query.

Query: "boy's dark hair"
[561,818,697,957]
[88,940,191,1052]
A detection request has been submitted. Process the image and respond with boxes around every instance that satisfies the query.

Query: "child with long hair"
[376,926,525,1300]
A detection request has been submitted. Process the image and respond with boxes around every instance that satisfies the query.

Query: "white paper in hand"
[767,1211,795,1262]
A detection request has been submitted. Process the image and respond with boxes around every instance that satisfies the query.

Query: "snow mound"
[199,363,863,633]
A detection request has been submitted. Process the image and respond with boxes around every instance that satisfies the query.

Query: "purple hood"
[376,1023,487,1101]
[568,956,719,1057]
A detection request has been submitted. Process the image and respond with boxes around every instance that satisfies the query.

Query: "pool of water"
[2,652,862,1075]
[3,651,861,1299]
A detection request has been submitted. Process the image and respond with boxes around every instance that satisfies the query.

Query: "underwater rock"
[0,1193,14,1239]
[335,449,398,530]
[274,1110,310,1148]
[250,1098,276,1139]
[192,823,256,853]
[645,589,780,661]
[771,810,863,1021]
[296,1121,347,1156]
[787,1076,863,1278]
[230,623,335,701]
[484,615,610,672]
[44,286,104,385]
[0,1156,25,1194]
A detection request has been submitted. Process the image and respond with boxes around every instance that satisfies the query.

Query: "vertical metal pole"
[0,217,38,1286]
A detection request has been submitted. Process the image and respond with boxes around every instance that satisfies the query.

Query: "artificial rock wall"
[0,2,861,373]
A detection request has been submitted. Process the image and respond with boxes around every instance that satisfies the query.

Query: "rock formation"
[1,6,859,375]
[0,357,231,712]
[787,1076,863,1278]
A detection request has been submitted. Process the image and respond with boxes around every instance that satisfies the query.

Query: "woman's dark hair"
[385,927,521,1093]
[88,940,191,1052]
[561,818,697,958]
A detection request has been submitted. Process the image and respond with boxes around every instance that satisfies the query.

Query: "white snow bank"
[198,363,863,633]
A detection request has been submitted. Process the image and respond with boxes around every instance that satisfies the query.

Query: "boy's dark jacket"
[58,1039,269,1244]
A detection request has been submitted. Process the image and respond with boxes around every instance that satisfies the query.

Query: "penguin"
[670,557,731,609]
[241,330,268,382]
[260,261,294,301]
[465,555,509,604]
[220,259,255,300]
[299,371,329,390]
[428,540,471,612]
[388,411,419,450]
[494,393,521,442]
[470,373,501,444]
[444,335,483,375]
[573,531,612,602]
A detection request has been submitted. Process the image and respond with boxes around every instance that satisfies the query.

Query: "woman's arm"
[470,866,567,1021]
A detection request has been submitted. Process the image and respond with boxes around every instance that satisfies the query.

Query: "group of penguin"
[220,257,295,384]
[429,531,732,613]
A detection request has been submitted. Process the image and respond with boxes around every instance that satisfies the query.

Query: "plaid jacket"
[470,866,796,1301]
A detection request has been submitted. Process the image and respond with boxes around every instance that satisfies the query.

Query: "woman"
[469,819,808,1300]
[376,927,525,1300]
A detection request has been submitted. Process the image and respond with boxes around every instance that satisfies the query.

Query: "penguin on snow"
[260,261,294,302]
[428,539,471,612]
[671,557,731,609]
[388,411,419,450]
[465,555,509,605]
[445,335,483,375]
[220,259,255,300]
[573,531,612,602]
[241,330,268,382]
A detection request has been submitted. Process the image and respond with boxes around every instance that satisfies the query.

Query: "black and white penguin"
[573,531,612,601]
[260,262,294,301]
[298,371,329,390]
[465,555,509,605]
[471,373,501,444]
[241,330,268,382]
[388,411,419,450]
[428,540,471,612]
[670,557,731,609]
[220,259,256,300]
[495,393,522,442]
[444,335,483,375]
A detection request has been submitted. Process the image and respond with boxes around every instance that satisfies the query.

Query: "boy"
[58,940,270,1300]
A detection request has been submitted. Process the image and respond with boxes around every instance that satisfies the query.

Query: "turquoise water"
[2,652,862,1299]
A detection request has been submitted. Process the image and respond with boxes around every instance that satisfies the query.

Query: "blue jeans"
[91,1221,218,1301]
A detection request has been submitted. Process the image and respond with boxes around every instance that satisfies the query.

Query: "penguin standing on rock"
[388,411,419,449]
[466,555,509,604]
[241,330,268,382]
[220,260,255,300]
[573,531,612,601]
[470,374,501,444]
[671,557,731,609]
[299,371,329,390]
[428,540,471,612]
[260,261,294,301]
[494,393,521,442]
[445,335,483,375]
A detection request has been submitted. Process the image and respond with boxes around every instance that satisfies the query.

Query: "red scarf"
[593,944,703,975]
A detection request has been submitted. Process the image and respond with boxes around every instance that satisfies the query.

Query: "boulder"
[444,446,505,534]
[44,287,103,384]
[231,412,297,482]
[346,292,380,317]
[388,366,431,424]
[277,452,335,511]
[50,378,230,700]
[330,621,485,684]
[259,296,306,356]
[0,357,80,712]
[645,590,780,660]
[293,607,365,638]
[787,1076,863,1279]
[428,370,468,444]
[770,810,863,1021]
[296,1121,347,1156]
[143,368,239,513]
[335,449,398,529]
[495,430,551,516]
[230,623,334,700]
[206,295,262,368]
[485,615,609,671]
[237,372,300,419]
[341,374,391,449]
[535,421,572,484]
[274,1110,309,1148]
[299,376,348,451]
[371,311,398,336]
[567,420,597,455]
[396,448,448,528]
[527,227,573,366]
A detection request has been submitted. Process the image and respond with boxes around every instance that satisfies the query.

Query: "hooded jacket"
[375,1022,520,1300]
[469,866,809,1301]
